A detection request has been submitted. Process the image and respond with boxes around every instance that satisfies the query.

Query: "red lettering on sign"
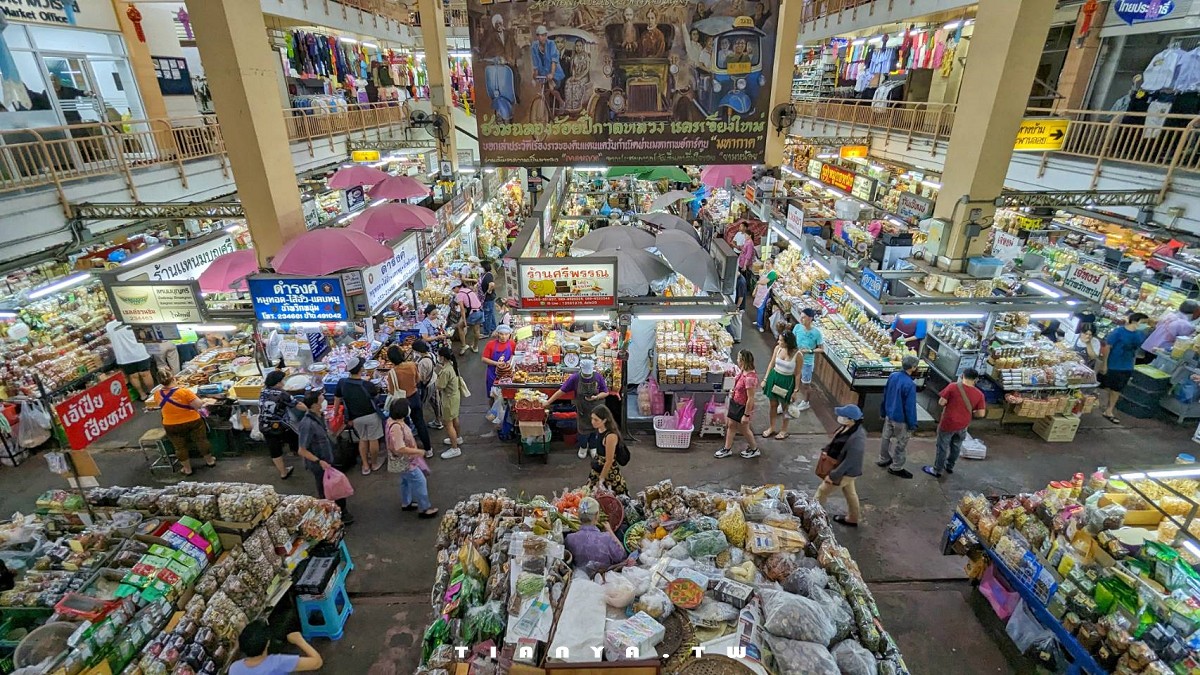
[54,373,136,451]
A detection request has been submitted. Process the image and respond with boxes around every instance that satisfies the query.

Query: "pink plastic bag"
[322,467,355,501]
[413,454,431,476]
[648,378,665,416]
[978,563,1019,621]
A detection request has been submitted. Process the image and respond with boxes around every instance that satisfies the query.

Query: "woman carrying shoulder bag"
[387,399,438,518]
[762,332,800,440]
[815,404,865,528]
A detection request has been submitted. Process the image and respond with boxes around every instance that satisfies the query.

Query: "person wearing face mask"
[1098,312,1149,425]
[296,390,354,525]
[815,404,866,527]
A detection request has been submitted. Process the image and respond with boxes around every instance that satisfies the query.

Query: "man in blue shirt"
[530,25,565,112]
[1099,312,1149,424]
[792,308,824,412]
[878,355,919,478]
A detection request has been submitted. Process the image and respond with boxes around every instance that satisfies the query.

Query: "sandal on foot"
[761,429,775,438]
[280,466,295,480]
[1102,414,1122,425]
[774,432,790,440]
[419,508,440,518]
[833,515,858,527]
[205,458,217,467]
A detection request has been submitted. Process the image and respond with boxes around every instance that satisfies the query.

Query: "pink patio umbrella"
[700,165,753,189]
[327,165,390,189]
[368,175,431,201]
[348,203,437,241]
[197,249,258,293]
[272,228,393,275]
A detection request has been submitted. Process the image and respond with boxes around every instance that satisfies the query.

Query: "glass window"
[90,58,143,120]
[28,26,123,56]
[2,24,30,49]
[0,50,59,130]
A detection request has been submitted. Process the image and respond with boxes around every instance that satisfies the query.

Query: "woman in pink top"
[716,350,761,459]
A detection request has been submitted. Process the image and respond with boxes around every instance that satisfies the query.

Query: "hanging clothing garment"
[1144,98,1173,139]
[1142,47,1184,92]
[1175,47,1200,92]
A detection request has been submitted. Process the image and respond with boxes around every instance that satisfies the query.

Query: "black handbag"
[332,427,359,471]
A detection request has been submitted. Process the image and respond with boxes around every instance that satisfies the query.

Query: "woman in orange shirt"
[156,369,217,476]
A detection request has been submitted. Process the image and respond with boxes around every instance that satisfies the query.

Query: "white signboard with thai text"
[991,230,1022,261]
[116,234,237,282]
[1062,264,1108,302]
[359,235,421,313]
[109,282,205,325]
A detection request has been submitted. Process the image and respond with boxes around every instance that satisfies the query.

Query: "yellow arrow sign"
[1014,118,1070,152]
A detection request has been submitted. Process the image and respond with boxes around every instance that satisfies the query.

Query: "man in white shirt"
[105,320,154,400]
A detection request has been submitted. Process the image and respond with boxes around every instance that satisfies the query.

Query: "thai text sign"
[247,276,349,322]
[895,192,934,221]
[819,163,855,193]
[1014,118,1069,152]
[55,373,136,451]
[1062,264,1108,302]
[991,229,1022,261]
[359,235,421,313]
[116,234,237,282]
[1115,0,1174,25]
[785,204,805,237]
[467,2,778,165]
[517,259,617,309]
[109,281,205,325]
[859,268,884,299]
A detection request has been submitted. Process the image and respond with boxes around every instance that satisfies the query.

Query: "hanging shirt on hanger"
[1174,47,1200,92]
[1142,47,1184,92]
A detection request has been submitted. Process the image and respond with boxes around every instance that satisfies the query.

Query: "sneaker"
[361,465,371,476]
[875,460,891,468]
[714,447,734,459]
[577,447,588,459]
[459,346,469,355]
[740,447,761,459]
[888,468,914,479]
[443,438,453,445]
[776,405,783,414]
[797,400,811,411]
[429,422,445,429]
[425,449,434,459]
[922,466,942,478]
[480,430,495,438]
[440,447,462,459]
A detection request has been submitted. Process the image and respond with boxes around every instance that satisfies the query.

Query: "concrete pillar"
[416,0,459,172]
[931,0,1057,271]
[184,0,306,266]
[765,0,804,167]
[113,0,167,121]
[1056,2,1109,112]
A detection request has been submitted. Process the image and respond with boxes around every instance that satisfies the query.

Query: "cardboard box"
[1033,415,1080,442]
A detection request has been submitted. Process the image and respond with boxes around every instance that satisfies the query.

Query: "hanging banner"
[1114,0,1175,24]
[818,163,855,192]
[55,373,137,451]
[115,234,237,282]
[108,281,206,325]
[247,276,350,322]
[895,193,934,221]
[1062,264,1108,302]
[302,196,321,230]
[355,235,422,313]
[467,4,778,166]
[991,229,1022,261]
[517,259,617,309]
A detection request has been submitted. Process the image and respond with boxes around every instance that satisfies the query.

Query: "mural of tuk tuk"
[549,27,599,118]
[593,8,677,120]
[693,15,766,120]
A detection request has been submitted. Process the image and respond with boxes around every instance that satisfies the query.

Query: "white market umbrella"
[586,247,674,297]
[648,190,697,213]
[654,230,721,292]
[569,225,656,256]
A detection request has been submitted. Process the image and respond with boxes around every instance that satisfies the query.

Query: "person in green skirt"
[762,332,801,439]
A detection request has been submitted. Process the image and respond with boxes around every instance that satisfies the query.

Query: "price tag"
[282,340,300,361]
[666,368,679,376]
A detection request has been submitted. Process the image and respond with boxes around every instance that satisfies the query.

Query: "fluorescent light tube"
[1027,280,1063,298]
[921,180,942,189]
[634,313,725,321]
[844,286,878,315]
[1028,312,1071,319]
[339,37,358,44]
[898,313,986,320]
[943,21,962,30]
[28,272,92,299]
[180,324,238,332]
[120,245,166,267]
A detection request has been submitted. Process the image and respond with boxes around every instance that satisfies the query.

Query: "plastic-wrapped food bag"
[601,572,637,608]
[719,503,748,547]
[831,640,878,675]
[761,589,835,646]
[633,587,674,620]
[764,633,839,675]
[687,530,729,557]
[809,587,853,642]
[782,566,829,597]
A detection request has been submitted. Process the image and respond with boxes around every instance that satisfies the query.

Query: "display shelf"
[950,513,1105,675]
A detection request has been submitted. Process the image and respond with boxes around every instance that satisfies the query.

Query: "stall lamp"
[943,21,962,30]
[28,272,92,300]
[812,258,832,274]
[571,313,611,321]
[120,245,166,267]
[1026,280,1063,298]
[867,36,884,44]
[1184,541,1200,559]
[364,43,379,49]
[180,324,238,332]
[1113,472,1146,481]
[1028,312,1071,319]
[851,38,866,46]
[898,313,986,320]
[484,168,496,173]
[460,167,477,173]
[816,153,837,159]
[223,223,244,233]
[921,180,942,189]
[1146,468,1200,479]
[868,163,885,172]
[339,37,358,44]
[887,217,906,227]
[634,313,726,321]
[0,311,16,319]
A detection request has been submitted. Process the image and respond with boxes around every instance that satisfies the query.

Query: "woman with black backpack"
[588,405,629,495]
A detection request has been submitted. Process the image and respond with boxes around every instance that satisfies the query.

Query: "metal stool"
[139,428,179,476]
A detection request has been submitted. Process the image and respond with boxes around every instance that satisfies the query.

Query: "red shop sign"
[819,163,856,193]
[54,373,137,451]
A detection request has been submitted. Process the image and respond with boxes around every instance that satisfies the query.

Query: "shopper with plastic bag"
[296,390,355,525]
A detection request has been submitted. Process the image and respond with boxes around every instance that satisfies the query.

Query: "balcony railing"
[792,98,1200,192]
[799,0,922,32]
[0,103,413,210]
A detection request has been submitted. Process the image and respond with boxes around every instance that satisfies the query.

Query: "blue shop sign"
[860,268,884,299]
[247,276,349,322]
[1115,0,1174,24]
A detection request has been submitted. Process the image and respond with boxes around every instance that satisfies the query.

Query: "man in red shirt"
[923,368,986,479]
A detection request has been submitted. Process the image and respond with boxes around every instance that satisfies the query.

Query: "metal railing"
[799,0,922,32]
[792,97,1200,191]
[0,102,413,208]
